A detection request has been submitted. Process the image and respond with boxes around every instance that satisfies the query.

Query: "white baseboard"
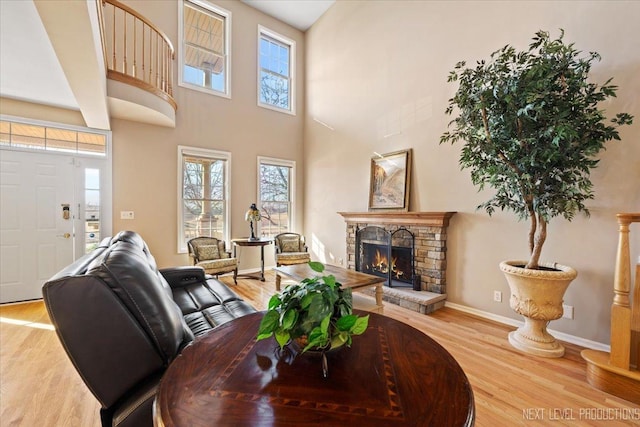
[444,301,611,352]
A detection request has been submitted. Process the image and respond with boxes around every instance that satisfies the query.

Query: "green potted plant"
[440,30,633,357]
[256,262,369,353]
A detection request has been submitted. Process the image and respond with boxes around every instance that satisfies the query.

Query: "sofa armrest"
[160,266,206,288]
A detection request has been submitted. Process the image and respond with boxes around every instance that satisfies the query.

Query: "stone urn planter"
[500,260,577,358]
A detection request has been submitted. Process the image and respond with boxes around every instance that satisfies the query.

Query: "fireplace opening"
[356,226,418,289]
[361,244,414,284]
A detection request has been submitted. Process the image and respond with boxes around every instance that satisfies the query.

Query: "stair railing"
[97,0,176,109]
[611,213,640,370]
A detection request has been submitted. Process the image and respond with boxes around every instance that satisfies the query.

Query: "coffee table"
[274,263,385,311]
[154,311,475,426]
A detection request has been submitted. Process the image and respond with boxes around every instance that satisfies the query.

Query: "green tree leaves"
[441,30,633,269]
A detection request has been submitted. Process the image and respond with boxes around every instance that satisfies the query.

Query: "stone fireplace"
[339,211,456,313]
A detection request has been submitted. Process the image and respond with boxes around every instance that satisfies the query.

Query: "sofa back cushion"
[44,275,166,408]
[43,230,188,409]
[86,239,186,361]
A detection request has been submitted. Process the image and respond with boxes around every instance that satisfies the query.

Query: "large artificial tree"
[440,30,633,270]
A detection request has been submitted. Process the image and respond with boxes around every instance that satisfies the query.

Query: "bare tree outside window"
[183,156,226,241]
[260,73,289,110]
[258,27,294,113]
[259,163,291,237]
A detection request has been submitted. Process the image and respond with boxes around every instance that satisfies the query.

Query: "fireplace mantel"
[338,211,456,227]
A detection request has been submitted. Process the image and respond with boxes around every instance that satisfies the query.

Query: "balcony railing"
[98,0,176,110]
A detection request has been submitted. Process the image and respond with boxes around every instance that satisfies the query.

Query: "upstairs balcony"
[99,0,176,127]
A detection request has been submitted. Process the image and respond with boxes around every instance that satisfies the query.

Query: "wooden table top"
[231,238,272,246]
[155,311,475,427]
[274,263,386,290]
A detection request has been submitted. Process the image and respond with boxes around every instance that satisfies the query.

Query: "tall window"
[179,0,230,97]
[178,146,230,252]
[258,157,295,237]
[258,26,295,114]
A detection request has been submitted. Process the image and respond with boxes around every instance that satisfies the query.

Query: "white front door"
[0,150,99,303]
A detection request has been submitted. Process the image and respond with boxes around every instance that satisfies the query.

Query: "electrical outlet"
[562,304,574,319]
[120,211,135,220]
[493,290,502,302]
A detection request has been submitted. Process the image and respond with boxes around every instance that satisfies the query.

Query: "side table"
[231,238,272,281]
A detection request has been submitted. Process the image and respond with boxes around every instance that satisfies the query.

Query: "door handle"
[57,233,71,239]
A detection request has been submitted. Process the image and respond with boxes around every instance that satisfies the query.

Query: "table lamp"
[245,203,261,241]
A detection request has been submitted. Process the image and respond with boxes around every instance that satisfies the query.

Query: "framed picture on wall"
[368,149,412,211]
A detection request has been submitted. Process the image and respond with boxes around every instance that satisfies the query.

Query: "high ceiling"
[0,0,334,120]
[241,0,334,31]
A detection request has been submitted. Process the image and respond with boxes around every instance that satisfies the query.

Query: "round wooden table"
[231,238,272,281]
[154,311,475,426]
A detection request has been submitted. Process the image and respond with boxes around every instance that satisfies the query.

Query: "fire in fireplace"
[361,244,413,284]
[356,226,418,289]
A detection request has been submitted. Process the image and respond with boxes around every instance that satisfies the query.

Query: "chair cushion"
[280,237,302,252]
[197,258,237,274]
[196,244,220,260]
[276,252,311,264]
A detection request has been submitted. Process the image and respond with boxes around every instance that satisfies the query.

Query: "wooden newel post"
[581,213,640,404]
[610,214,637,369]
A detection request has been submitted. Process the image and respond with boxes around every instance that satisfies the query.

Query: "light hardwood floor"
[1,270,639,427]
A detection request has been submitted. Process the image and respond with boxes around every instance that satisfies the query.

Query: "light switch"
[120,211,135,220]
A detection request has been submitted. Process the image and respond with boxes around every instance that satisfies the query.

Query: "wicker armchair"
[187,237,238,284]
[274,232,311,267]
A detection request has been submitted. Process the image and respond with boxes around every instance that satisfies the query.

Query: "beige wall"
[304,0,640,344]
[111,0,305,268]
[0,98,86,126]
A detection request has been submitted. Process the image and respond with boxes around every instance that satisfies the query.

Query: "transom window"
[258,26,295,114]
[258,157,295,237]
[0,118,107,156]
[179,0,230,97]
[178,146,230,252]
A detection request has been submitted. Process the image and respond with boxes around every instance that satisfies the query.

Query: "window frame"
[257,156,296,238]
[257,26,296,115]
[178,0,232,98]
[177,145,231,253]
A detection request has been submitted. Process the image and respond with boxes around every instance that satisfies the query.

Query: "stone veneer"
[339,212,456,294]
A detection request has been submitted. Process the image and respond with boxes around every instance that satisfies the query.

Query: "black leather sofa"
[42,231,256,427]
